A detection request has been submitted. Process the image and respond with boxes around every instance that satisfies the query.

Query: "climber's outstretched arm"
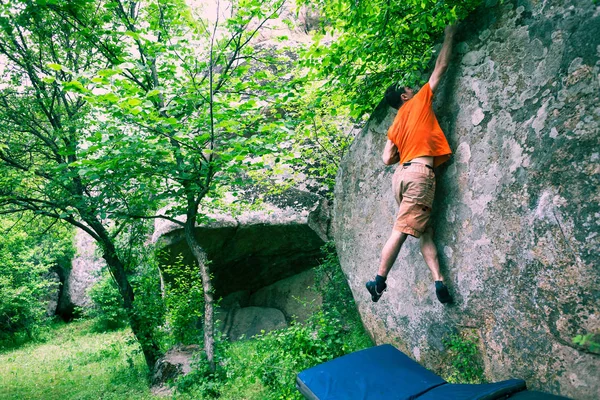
[429,24,457,93]
[382,139,400,165]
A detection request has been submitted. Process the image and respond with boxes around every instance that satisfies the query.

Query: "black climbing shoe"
[366,280,386,302]
[435,281,452,304]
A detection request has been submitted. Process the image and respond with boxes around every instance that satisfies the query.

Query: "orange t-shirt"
[387,83,451,167]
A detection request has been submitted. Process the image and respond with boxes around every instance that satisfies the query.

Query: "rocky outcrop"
[215,269,322,340]
[56,229,104,319]
[249,269,321,323]
[224,306,288,341]
[152,344,200,394]
[332,1,599,399]
[154,189,329,298]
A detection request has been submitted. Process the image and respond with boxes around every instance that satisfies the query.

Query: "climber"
[366,24,457,304]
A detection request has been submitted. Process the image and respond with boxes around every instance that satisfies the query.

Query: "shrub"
[249,310,350,399]
[0,263,53,342]
[86,274,129,332]
[0,216,73,345]
[161,254,204,346]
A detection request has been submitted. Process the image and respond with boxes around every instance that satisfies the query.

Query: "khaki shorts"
[391,163,435,238]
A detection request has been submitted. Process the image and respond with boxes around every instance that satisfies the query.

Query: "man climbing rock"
[366,24,457,304]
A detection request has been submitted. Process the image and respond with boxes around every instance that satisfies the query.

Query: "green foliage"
[0,215,74,345]
[442,331,485,384]
[177,311,353,399]
[282,85,355,197]
[248,311,351,399]
[175,241,372,399]
[130,259,167,352]
[299,0,482,119]
[175,345,227,399]
[87,274,129,332]
[162,254,204,346]
[314,242,353,318]
[573,333,600,354]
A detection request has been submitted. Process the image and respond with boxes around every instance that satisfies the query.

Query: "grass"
[0,320,159,400]
[0,316,373,400]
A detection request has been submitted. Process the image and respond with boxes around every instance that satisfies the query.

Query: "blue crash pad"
[296,344,446,400]
[417,379,526,400]
[296,344,531,400]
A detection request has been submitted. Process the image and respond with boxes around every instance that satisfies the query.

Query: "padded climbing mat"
[417,379,526,400]
[296,344,533,400]
[296,344,446,400]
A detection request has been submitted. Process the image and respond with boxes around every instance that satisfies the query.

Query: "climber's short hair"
[385,83,409,110]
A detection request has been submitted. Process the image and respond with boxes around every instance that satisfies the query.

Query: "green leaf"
[63,80,88,93]
[127,98,142,106]
[124,31,140,40]
[47,63,63,71]
[98,69,121,78]
[146,89,160,97]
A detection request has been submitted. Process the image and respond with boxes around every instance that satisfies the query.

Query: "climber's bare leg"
[378,230,408,277]
[419,226,442,282]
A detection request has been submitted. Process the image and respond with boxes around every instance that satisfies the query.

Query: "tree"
[75,0,295,371]
[0,0,163,367]
[1,0,297,372]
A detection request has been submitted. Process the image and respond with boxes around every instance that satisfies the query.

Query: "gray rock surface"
[216,270,321,338]
[249,269,321,323]
[57,229,104,319]
[154,189,329,297]
[332,1,599,399]
[152,344,200,391]
[225,306,288,341]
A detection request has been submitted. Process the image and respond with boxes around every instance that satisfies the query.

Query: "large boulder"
[152,344,200,395]
[56,229,104,319]
[332,1,599,399]
[249,269,321,323]
[154,189,329,298]
[224,306,288,341]
[215,270,321,339]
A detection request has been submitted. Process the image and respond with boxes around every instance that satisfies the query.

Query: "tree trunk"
[100,236,162,369]
[184,220,215,372]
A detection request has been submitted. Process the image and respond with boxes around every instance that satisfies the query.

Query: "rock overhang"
[153,189,329,297]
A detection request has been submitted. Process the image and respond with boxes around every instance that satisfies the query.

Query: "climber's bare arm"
[429,24,457,93]
[382,139,400,165]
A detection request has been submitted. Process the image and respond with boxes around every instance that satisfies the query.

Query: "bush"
[0,264,53,342]
[0,216,74,345]
[86,274,129,332]
[161,254,204,346]
[250,310,350,399]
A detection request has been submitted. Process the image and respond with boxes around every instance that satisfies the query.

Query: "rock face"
[215,269,322,340]
[249,269,321,322]
[224,306,288,341]
[332,1,599,399]
[56,229,104,319]
[154,189,329,297]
